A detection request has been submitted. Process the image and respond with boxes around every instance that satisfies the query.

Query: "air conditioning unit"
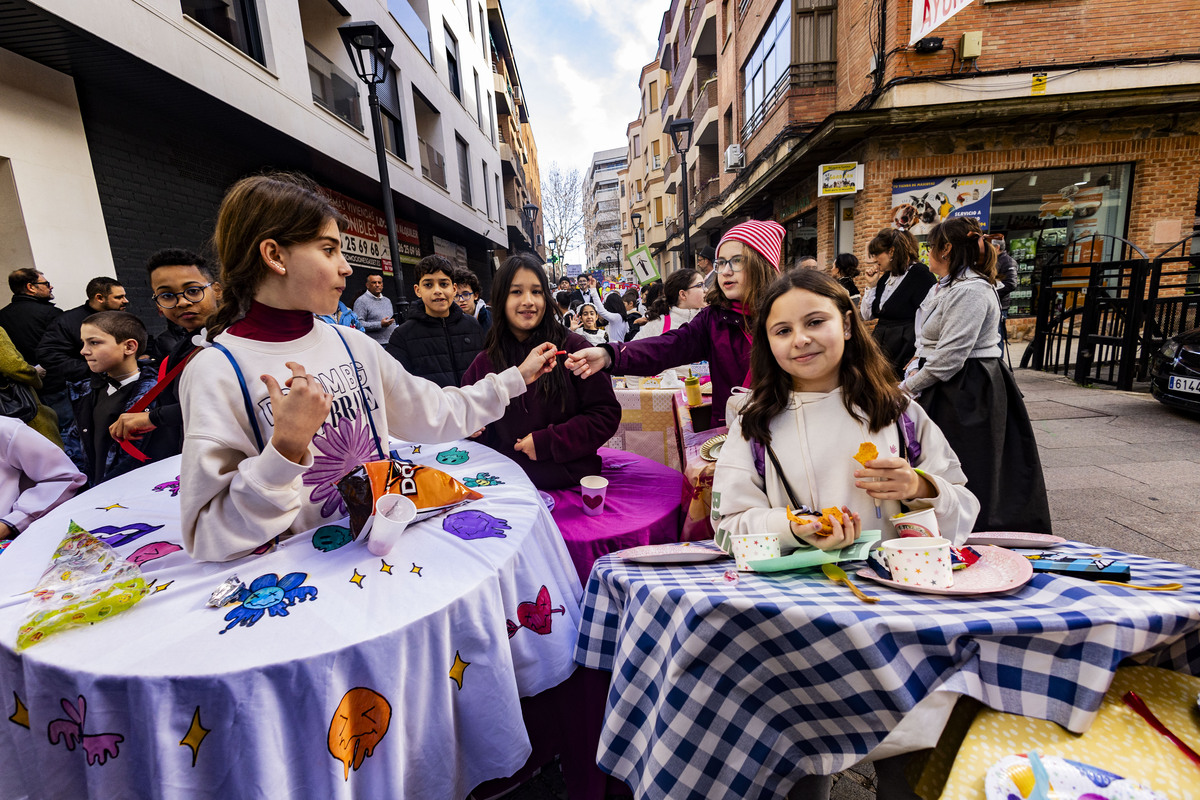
[724,144,745,172]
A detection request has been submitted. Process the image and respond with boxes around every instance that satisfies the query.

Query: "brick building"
[618,0,1200,314]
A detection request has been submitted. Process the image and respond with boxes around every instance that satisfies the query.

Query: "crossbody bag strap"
[212,342,265,453]
[327,323,386,461]
[764,443,812,514]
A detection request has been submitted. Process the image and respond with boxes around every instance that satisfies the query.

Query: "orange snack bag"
[337,460,483,537]
[853,442,878,467]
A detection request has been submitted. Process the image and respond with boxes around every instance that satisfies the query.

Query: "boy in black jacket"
[386,255,484,387]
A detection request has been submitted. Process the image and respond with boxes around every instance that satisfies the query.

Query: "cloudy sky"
[502,0,667,264]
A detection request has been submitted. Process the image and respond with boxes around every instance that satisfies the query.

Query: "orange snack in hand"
[853,442,878,467]
[787,505,843,537]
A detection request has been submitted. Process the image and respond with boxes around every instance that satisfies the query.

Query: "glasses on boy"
[153,283,213,309]
[455,291,475,301]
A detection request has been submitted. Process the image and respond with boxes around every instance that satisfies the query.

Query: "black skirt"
[917,358,1052,534]
[873,318,916,379]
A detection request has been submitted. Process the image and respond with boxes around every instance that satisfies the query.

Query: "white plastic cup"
[890,507,940,539]
[580,476,609,517]
[880,536,953,588]
[730,533,781,571]
[367,494,418,556]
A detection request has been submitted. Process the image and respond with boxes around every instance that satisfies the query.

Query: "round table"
[547,447,684,585]
[0,441,582,800]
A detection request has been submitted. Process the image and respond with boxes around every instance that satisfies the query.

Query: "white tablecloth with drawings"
[0,440,581,800]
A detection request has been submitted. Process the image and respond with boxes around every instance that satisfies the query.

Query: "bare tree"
[542,162,584,259]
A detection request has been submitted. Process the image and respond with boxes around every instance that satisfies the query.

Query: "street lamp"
[667,117,695,271]
[339,21,407,312]
[522,203,539,252]
[605,254,615,280]
[630,211,642,247]
[547,237,558,281]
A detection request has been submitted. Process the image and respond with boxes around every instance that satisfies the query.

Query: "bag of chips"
[336,460,483,537]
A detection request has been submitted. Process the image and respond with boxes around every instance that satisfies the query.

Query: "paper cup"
[367,494,418,556]
[580,476,609,517]
[881,536,953,588]
[730,533,781,571]
[890,507,940,539]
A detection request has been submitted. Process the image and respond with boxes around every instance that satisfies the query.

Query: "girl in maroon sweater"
[462,254,621,490]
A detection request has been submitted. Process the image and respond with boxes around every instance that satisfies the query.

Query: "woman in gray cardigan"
[901,216,1051,533]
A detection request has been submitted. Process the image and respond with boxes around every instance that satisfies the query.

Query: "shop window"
[183,0,265,64]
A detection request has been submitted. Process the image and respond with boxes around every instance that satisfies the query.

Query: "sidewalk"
[509,363,1200,800]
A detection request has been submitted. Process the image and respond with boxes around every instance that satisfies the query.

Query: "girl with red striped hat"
[565,220,785,425]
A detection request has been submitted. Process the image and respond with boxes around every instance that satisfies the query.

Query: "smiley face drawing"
[329,687,392,780]
[436,447,470,465]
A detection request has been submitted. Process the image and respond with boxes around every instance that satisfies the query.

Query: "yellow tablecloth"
[917,666,1200,800]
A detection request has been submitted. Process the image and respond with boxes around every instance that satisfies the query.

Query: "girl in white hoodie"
[713,269,978,555]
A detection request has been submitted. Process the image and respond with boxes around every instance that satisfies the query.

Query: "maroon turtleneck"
[227,301,314,341]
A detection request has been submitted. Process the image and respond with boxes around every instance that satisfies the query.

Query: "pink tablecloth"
[548,447,685,585]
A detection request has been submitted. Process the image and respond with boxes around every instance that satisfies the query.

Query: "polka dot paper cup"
[730,533,781,571]
[880,536,953,589]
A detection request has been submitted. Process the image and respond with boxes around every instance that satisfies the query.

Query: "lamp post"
[604,254,615,281]
[547,237,558,281]
[667,117,695,271]
[522,203,539,253]
[339,21,407,313]
[630,211,642,247]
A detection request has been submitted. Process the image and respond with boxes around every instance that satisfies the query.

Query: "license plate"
[1168,375,1200,395]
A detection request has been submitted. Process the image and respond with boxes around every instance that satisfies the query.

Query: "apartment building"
[620,0,1200,311]
[583,147,627,276]
[0,0,540,326]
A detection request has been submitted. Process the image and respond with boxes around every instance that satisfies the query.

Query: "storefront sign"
[627,246,660,285]
[910,0,976,45]
[433,236,468,271]
[324,188,421,276]
[890,174,993,234]
[817,163,864,197]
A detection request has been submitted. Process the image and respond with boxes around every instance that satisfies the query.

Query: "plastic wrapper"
[336,459,483,537]
[16,521,150,650]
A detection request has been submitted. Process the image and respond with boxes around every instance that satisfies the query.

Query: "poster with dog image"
[890,175,993,235]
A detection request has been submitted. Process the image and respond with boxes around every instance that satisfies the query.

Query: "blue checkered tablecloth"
[574,542,1200,800]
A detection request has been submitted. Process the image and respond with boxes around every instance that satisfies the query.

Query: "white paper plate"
[985,754,1166,800]
[617,542,729,564]
[965,531,1066,548]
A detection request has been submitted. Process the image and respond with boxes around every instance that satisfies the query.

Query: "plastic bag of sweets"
[336,460,483,538]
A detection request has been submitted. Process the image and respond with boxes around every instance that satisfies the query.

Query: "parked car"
[1150,326,1200,414]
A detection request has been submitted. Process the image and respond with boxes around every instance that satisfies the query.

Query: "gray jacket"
[905,274,1002,394]
[353,291,397,344]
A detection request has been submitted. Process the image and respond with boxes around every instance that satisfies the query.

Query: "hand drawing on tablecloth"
[462,472,503,488]
[153,476,181,497]
[96,503,125,511]
[443,509,510,541]
[127,541,182,566]
[449,651,470,689]
[220,572,317,634]
[91,522,165,549]
[179,707,209,767]
[46,695,124,766]
[436,447,470,465]
[312,524,354,552]
[9,692,29,728]
[304,416,379,519]
[329,687,392,780]
[506,585,566,638]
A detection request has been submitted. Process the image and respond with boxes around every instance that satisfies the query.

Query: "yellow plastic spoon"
[1095,581,1183,591]
[821,563,880,603]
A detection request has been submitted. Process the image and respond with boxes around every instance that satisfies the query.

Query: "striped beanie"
[716,220,787,271]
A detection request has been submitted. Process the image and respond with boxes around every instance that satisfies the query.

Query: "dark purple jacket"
[462,331,620,490]
[606,304,749,425]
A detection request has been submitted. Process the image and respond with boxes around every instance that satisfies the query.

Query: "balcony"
[306,42,363,131]
[419,137,447,188]
[505,206,533,246]
[691,77,717,122]
[493,71,515,116]
[693,176,721,210]
[387,0,432,63]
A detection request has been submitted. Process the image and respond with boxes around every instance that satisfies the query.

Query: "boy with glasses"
[453,268,492,332]
[108,249,220,456]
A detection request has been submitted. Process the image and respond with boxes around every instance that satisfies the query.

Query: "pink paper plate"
[617,542,729,564]
[964,531,1066,548]
[856,545,1033,596]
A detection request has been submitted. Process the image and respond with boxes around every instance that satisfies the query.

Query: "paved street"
[504,363,1200,800]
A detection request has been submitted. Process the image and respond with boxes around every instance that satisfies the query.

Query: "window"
[467,3,473,35]
[488,94,496,143]
[480,5,487,56]
[473,69,482,124]
[482,159,492,219]
[633,134,641,155]
[651,140,661,170]
[795,0,838,86]
[456,134,472,205]
[182,0,264,63]
[649,81,659,108]
[495,175,503,223]
[379,67,406,160]
[742,0,791,138]
[654,196,664,225]
[620,181,625,197]
[306,42,362,130]
[445,25,461,100]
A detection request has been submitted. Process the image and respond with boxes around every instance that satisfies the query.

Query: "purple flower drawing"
[304,414,379,518]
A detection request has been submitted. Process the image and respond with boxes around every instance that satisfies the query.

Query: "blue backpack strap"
[211,342,265,453]
[326,322,386,461]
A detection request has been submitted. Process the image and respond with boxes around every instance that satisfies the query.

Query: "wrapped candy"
[17,522,149,650]
[336,460,483,538]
